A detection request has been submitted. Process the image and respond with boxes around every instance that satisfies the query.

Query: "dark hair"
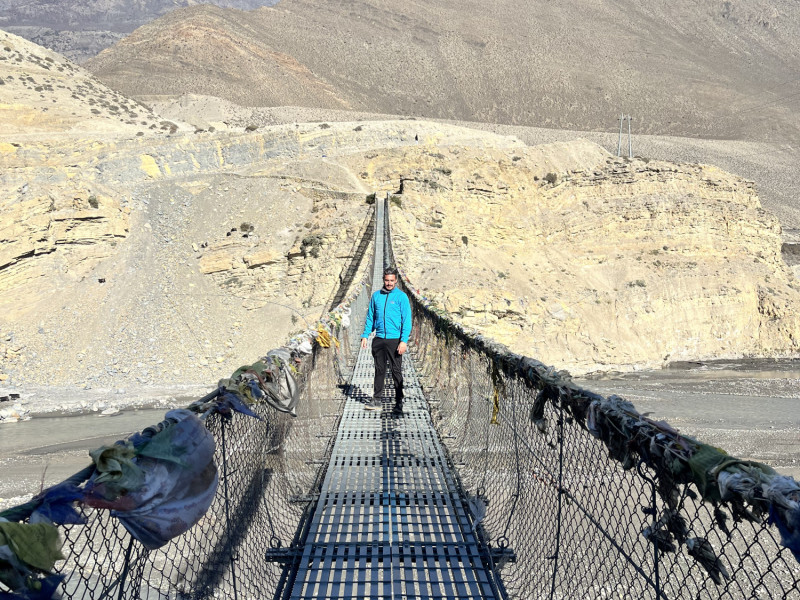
[383,266,399,278]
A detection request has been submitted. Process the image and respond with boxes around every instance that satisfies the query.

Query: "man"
[361,267,412,414]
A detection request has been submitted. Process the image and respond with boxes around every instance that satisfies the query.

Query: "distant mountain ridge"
[82,0,800,143]
[0,0,279,62]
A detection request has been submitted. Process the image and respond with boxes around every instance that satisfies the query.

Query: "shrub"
[544,172,558,185]
[301,234,324,258]
[159,120,178,133]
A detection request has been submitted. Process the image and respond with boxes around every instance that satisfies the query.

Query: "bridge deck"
[285,197,501,599]
[289,347,499,599]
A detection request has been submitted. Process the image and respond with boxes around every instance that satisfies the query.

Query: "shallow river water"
[1,359,798,507]
[577,358,800,478]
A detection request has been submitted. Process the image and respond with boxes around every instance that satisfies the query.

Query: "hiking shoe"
[364,399,382,411]
[391,403,404,416]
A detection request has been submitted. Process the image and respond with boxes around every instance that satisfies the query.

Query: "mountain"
[88,7,353,112]
[0,0,279,63]
[84,0,800,143]
[0,30,169,137]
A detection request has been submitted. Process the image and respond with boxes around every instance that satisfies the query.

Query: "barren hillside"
[0,0,279,63]
[85,0,800,143]
[370,144,800,372]
[1,33,799,406]
[0,31,173,137]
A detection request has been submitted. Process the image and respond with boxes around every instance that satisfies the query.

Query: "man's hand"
[397,341,408,356]
[361,337,368,349]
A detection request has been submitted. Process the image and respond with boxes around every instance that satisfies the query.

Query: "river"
[1,359,798,508]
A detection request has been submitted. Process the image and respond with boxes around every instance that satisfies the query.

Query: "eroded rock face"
[2,101,798,387]
[190,183,371,312]
[0,181,129,320]
[2,117,499,387]
[376,146,800,373]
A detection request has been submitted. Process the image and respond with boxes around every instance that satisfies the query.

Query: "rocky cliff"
[0,93,525,387]
[376,145,800,373]
[2,34,798,389]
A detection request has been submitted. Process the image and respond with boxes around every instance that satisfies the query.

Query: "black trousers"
[371,337,404,403]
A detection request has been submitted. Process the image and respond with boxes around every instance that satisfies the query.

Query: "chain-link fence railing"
[0,211,375,600]
[386,196,800,600]
[48,281,371,600]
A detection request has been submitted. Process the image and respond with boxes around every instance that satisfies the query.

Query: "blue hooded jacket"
[362,287,412,343]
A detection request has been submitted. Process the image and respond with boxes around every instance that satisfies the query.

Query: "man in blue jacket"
[361,266,412,414]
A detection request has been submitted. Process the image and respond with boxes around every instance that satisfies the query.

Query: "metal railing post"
[548,403,565,600]
[220,420,240,600]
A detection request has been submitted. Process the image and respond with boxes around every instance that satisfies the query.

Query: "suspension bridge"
[2,197,799,600]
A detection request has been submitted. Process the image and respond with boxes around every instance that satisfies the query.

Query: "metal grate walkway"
[287,199,504,599]
[287,346,501,599]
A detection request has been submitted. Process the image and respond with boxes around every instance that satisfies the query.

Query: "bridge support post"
[548,403,565,599]
[220,421,240,600]
[637,460,662,599]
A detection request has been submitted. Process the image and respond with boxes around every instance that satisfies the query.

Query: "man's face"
[383,274,397,291]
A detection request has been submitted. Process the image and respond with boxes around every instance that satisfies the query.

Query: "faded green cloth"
[0,522,64,571]
[688,442,777,501]
[687,443,730,500]
[137,423,189,467]
[230,361,269,383]
[89,442,144,497]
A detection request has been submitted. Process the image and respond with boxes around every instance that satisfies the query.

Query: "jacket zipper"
[381,290,390,336]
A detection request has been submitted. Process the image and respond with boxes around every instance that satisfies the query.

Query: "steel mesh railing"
[47,290,369,600]
[0,227,375,600]
[384,192,800,599]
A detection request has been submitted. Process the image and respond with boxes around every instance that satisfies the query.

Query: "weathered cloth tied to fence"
[83,410,218,550]
[0,521,65,598]
[220,350,299,416]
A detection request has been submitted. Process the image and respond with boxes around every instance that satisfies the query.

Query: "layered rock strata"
[378,146,800,373]
[0,111,523,387]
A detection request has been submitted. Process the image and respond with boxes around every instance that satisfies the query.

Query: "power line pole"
[627,114,633,158]
[617,113,624,156]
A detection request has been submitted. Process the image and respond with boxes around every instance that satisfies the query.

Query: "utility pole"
[617,113,624,156]
[627,114,633,158]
